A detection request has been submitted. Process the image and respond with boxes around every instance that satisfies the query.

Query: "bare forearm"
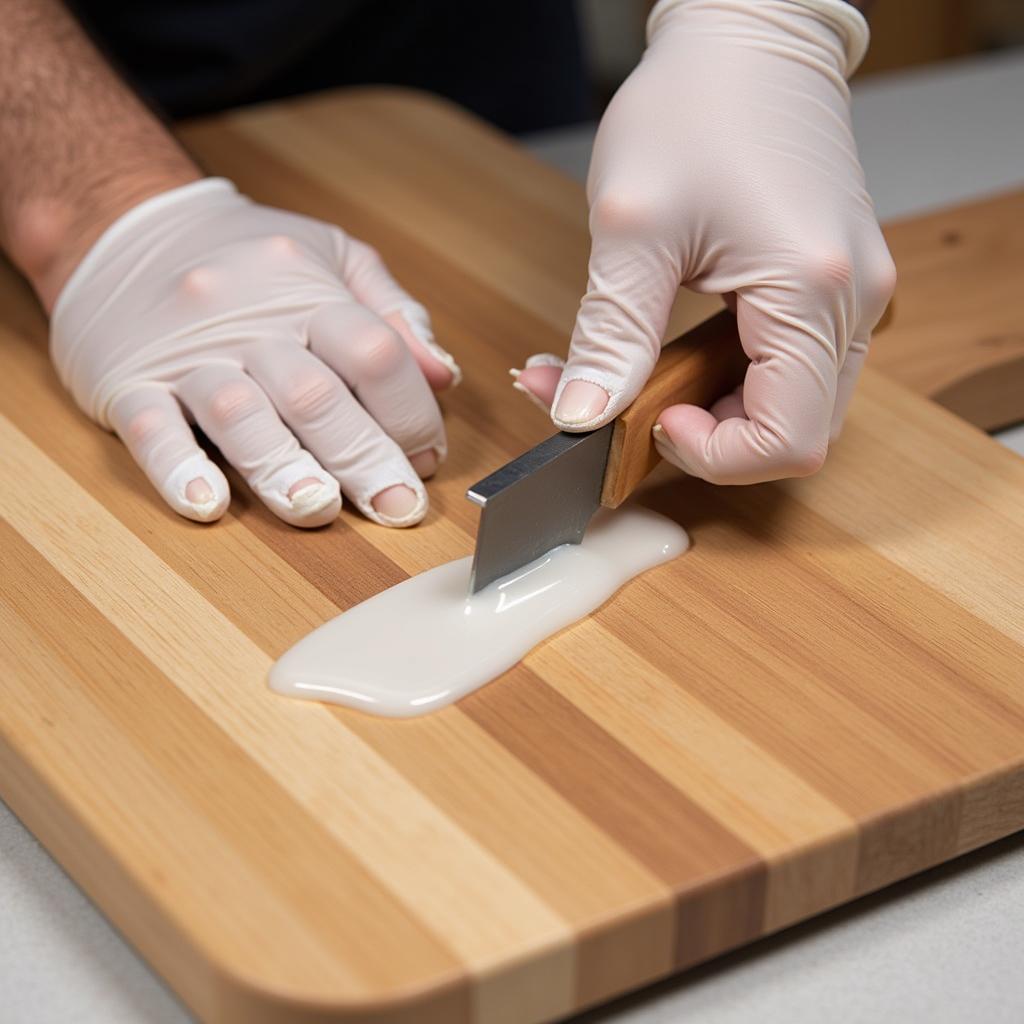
[0,0,200,309]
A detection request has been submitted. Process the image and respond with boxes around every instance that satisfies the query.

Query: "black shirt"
[68,0,591,133]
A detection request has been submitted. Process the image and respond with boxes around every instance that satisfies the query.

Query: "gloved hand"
[514,0,896,484]
[51,178,460,527]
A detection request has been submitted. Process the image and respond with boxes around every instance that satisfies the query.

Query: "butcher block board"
[1,89,1023,1024]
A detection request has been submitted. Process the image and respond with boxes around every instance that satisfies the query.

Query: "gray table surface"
[3,47,1024,1024]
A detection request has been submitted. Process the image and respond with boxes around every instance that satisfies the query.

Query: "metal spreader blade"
[466,424,614,593]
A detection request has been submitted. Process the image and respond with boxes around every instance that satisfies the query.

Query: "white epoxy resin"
[269,505,689,717]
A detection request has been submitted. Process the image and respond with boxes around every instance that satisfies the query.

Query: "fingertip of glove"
[368,483,428,528]
[409,447,445,479]
[552,379,612,430]
[652,423,694,475]
[176,470,230,523]
[524,353,565,370]
[417,340,462,391]
[434,349,463,390]
[287,477,343,527]
[386,309,462,390]
[182,500,227,524]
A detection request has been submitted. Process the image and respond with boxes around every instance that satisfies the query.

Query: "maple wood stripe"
[340,706,677,1009]
[757,489,1024,734]
[462,667,768,968]
[611,561,1017,897]
[609,563,961,822]
[647,476,1024,710]
[528,618,859,934]
[673,474,1024,734]
[0,519,469,1011]
[813,374,1024,647]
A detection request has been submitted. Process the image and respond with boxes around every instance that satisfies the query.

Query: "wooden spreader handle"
[600,309,747,507]
[600,300,896,507]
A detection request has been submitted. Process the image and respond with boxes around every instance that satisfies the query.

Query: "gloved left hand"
[51,178,459,527]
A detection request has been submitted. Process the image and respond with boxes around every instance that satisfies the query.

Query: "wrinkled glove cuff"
[647,0,870,78]
[51,177,238,325]
[50,178,240,420]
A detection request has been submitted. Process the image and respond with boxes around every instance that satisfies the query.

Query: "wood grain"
[872,189,1024,431]
[0,88,1022,1024]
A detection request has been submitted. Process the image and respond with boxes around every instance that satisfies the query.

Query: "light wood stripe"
[342,710,677,1009]
[462,669,768,968]
[529,620,859,932]
[801,371,1024,646]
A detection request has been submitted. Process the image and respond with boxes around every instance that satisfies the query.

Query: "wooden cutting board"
[870,188,1024,432]
[1,89,1023,1024]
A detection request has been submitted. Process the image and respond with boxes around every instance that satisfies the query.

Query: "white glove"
[515,0,895,484]
[51,178,460,527]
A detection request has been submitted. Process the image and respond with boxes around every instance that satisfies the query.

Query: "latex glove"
[514,0,896,484]
[51,178,460,527]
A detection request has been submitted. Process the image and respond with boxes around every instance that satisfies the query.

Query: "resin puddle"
[269,505,688,717]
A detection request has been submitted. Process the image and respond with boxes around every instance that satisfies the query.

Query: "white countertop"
[3,47,1024,1024]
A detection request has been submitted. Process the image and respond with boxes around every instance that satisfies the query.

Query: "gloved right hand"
[514,0,895,486]
[51,178,460,528]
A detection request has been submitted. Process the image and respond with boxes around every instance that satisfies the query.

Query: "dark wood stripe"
[217,450,410,610]
[340,705,676,1009]
[462,667,767,968]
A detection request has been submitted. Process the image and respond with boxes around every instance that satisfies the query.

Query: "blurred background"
[576,0,1024,104]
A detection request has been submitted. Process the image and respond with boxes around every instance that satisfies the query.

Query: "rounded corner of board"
[201,961,471,1024]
